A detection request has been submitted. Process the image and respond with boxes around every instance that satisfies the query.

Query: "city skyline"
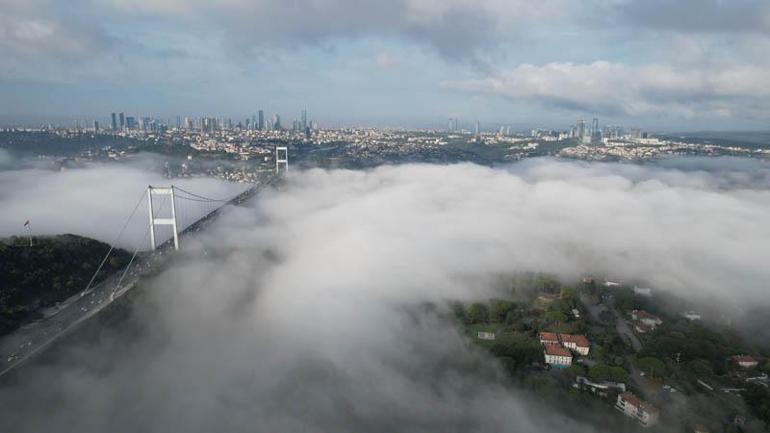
[2,0,770,131]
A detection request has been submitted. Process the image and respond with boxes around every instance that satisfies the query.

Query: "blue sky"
[2,0,770,131]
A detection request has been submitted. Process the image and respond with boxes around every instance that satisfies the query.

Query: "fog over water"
[0,157,245,250]
[1,157,769,432]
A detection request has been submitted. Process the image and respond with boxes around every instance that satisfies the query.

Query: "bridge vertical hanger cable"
[113,193,170,294]
[82,189,147,295]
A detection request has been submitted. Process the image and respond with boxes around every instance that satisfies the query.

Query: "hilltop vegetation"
[0,234,130,335]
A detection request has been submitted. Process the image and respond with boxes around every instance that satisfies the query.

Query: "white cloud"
[1,159,769,432]
[443,61,770,119]
[0,158,245,250]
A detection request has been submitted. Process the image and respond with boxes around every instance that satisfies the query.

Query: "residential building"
[615,392,659,428]
[574,376,626,398]
[560,334,590,355]
[682,311,702,321]
[477,331,495,341]
[539,332,559,345]
[633,286,652,297]
[632,310,662,333]
[732,355,759,369]
[544,343,572,368]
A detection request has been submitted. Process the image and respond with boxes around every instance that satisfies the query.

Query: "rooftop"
[619,392,658,414]
[560,334,590,347]
[544,343,572,357]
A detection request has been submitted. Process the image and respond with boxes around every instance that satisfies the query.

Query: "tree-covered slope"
[0,234,130,335]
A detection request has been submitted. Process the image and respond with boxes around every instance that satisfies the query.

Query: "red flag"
[23,220,29,226]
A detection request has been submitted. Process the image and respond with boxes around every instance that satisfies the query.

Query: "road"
[579,293,642,352]
[0,177,276,378]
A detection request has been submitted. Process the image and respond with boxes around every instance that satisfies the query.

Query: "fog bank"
[1,157,768,432]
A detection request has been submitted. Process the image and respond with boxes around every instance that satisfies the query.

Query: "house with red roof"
[544,343,573,368]
[732,355,758,369]
[615,392,659,427]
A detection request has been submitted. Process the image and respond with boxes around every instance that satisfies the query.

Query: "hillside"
[0,234,130,335]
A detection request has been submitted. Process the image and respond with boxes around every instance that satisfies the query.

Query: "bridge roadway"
[0,177,277,378]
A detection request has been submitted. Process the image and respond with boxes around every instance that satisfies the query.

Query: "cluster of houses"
[631,309,663,333]
[539,332,590,367]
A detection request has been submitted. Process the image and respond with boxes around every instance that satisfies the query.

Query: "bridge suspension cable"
[82,189,147,294]
[173,186,233,203]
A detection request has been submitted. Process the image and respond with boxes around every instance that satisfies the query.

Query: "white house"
[559,334,591,356]
[544,343,572,368]
[615,392,659,428]
[733,355,759,369]
[539,331,560,345]
[632,310,663,332]
[477,331,496,341]
[633,287,652,297]
[682,311,702,321]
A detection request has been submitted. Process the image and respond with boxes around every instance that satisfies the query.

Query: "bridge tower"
[147,185,179,251]
[276,146,288,174]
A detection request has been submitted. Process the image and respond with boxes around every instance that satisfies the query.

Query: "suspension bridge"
[0,150,289,378]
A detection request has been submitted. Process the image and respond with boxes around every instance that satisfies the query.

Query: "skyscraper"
[301,109,307,130]
[576,119,586,139]
[111,112,117,131]
[475,120,480,137]
[272,113,281,130]
[591,118,600,143]
[93,120,99,132]
[258,110,265,130]
[119,112,125,130]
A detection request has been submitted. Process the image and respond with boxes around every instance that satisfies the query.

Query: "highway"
[0,177,277,379]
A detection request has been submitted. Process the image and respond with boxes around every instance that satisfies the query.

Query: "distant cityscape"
[1,111,768,185]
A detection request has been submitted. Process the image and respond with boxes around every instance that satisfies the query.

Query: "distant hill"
[0,130,138,157]
[0,234,130,335]
[658,130,770,149]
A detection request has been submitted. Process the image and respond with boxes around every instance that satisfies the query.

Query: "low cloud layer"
[1,158,769,432]
[0,158,244,250]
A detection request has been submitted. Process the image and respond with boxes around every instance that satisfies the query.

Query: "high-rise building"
[591,118,600,142]
[119,112,125,130]
[93,120,99,132]
[576,119,586,139]
[110,112,117,131]
[301,109,307,130]
[176,116,181,130]
[258,110,265,130]
[272,114,281,130]
[126,116,136,130]
[475,120,480,137]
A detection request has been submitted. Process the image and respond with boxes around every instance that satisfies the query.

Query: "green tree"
[545,311,567,325]
[566,364,586,378]
[636,357,667,378]
[489,299,515,323]
[466,303,489,324]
